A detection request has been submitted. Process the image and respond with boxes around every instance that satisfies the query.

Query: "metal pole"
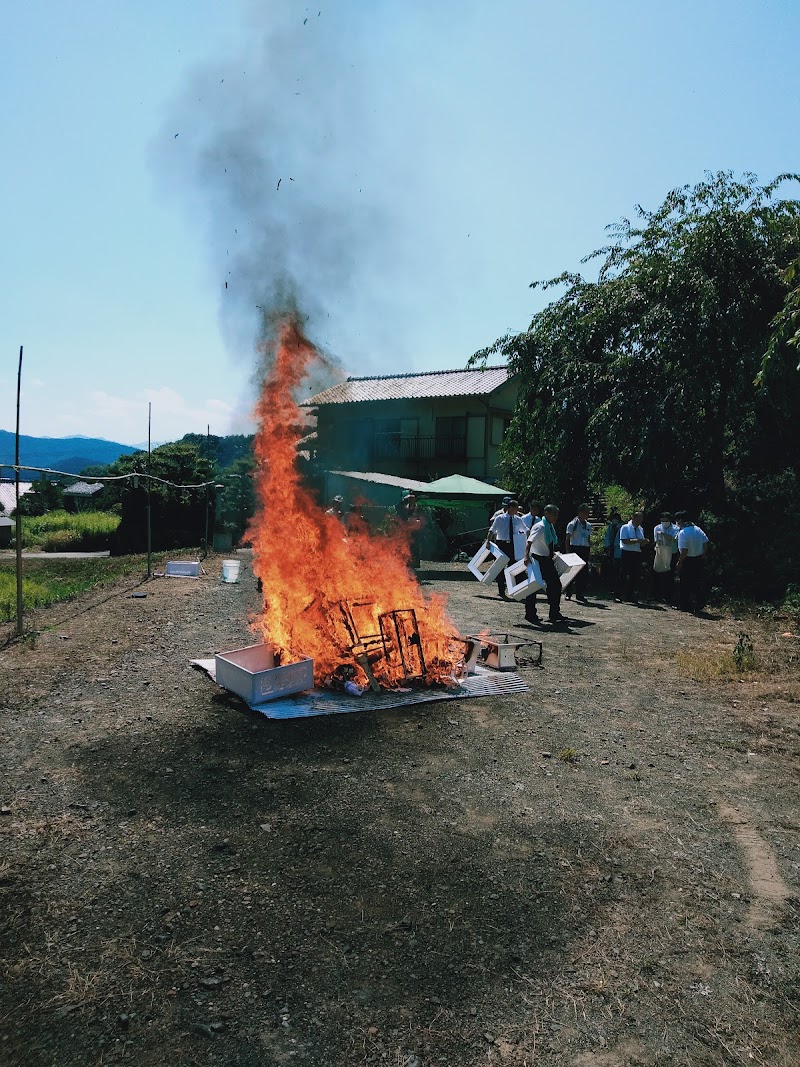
[146,402,152,579]
[203,423,210,557]
[14,346,24,636]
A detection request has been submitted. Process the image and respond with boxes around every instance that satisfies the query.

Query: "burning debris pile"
[248,316,469,691]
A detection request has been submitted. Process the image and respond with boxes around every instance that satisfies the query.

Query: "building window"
[491,415,511,446]
[435,416,467,459]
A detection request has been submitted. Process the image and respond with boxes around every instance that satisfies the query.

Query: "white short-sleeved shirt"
[678,524,709,557]
[566,517,592,547]
[488,512,529,561]
[526,519,551,557]
[522,512,539,530]
[619,521,645,552]
[654,522,679,554]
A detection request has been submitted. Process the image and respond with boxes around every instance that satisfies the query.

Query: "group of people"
[603,508,710,612]
[485,496,710,625]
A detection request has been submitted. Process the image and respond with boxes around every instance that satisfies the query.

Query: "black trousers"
[653,555,678,602]
[679,556,706,612]
[528,553,562,620]
[569,545,590,598]
[620,551,642,602]
[495,539,514,596]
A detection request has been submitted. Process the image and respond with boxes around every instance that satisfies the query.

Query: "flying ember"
[248,315,467,689]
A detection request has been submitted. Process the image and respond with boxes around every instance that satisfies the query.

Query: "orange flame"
[248,315,464,688]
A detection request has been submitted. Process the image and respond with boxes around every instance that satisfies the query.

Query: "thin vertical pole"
[14,346,24,636]
[203,423,210,556]
[146,403,152,579]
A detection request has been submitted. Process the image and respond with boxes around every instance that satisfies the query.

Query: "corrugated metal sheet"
[305,366,510,406]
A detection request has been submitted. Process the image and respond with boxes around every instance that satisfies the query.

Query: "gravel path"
[1,555,798,1066]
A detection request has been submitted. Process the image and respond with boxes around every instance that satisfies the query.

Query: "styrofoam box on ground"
[503,558,545,601]
[165,560,201,578]
[468,542,510,584]
[554,551,586,590]
[215,644,314,704]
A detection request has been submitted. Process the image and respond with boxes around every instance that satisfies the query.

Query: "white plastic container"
[221,559,241,583]
[554,551,586,591]
[215,644,314,703]
[468,542,510,584]
[165,560,200,578]
[503,558,545,601]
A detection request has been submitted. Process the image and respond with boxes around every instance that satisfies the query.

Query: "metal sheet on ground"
[191,660,529,719]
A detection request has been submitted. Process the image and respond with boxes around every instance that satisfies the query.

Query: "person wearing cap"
[491,495,512,521]
[565,503,592,603]
[524,504,568,625]
[652,511,680,603]
[325,494,346,521]
[675,511,710,613]
[486,498,528,599]
[617,510,649,604]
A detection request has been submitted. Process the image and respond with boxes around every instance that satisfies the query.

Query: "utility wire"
[2,464,219,490]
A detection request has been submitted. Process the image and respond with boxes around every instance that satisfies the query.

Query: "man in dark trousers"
[565,503,592,602]
[486,498,527,599]
[524,504,568,625]
[618,510,648,603]
[675,511,710,613]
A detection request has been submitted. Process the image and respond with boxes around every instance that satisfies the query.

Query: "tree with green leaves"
[476,172,800,594]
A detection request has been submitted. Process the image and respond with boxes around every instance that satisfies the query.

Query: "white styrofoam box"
[468,542,510,584]
[554,551,586,591]
[503,558,545,601]
[215,644,314,704]
[165,560,201,578]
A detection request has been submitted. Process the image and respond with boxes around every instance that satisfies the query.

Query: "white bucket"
[221,559,241,583]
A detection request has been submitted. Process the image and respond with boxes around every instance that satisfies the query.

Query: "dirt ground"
[1,554,799,1067]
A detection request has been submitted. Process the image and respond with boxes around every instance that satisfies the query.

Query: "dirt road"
[1,556,798,1066]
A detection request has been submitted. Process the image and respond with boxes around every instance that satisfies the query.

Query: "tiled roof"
[0,481,33,514]
[304,366,511,406]
[63,481,103,496]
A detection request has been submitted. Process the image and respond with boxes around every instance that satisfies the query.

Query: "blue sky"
[1,0,798,446]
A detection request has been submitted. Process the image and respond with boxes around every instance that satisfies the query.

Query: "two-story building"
[303,365,517,486]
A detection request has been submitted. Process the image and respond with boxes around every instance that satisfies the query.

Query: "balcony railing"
[373,433,467,461]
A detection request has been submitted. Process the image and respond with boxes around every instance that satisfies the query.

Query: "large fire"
[248,316,466,689]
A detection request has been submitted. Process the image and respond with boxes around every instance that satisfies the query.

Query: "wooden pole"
[203,422,210,556]
[14,346,24,636]
[146,402,152,579]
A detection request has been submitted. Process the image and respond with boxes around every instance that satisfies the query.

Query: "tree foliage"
[476,172,800,595]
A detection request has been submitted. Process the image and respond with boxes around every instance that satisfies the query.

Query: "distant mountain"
[0,431,138,478]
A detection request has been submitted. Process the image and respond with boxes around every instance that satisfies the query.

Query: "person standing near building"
[325,494,346,520]
[523,504,568,625]
[675,511,710,613]
[487,498,527,599]
[617,511,648,604]
[652,511,680,603]
[396,490,423,567]
[565,503,592,603]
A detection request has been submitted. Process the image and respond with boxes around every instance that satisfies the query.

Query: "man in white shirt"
[524,504,568,625]
[486,499,528,599]
[675,511,710,613]
[652,511,679,604]
[565,503,592,603]
[521,500,541,531]
[617,511,648,604]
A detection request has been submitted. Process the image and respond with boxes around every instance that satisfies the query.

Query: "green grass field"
[17,510,120,552]
[0,554,160,622]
